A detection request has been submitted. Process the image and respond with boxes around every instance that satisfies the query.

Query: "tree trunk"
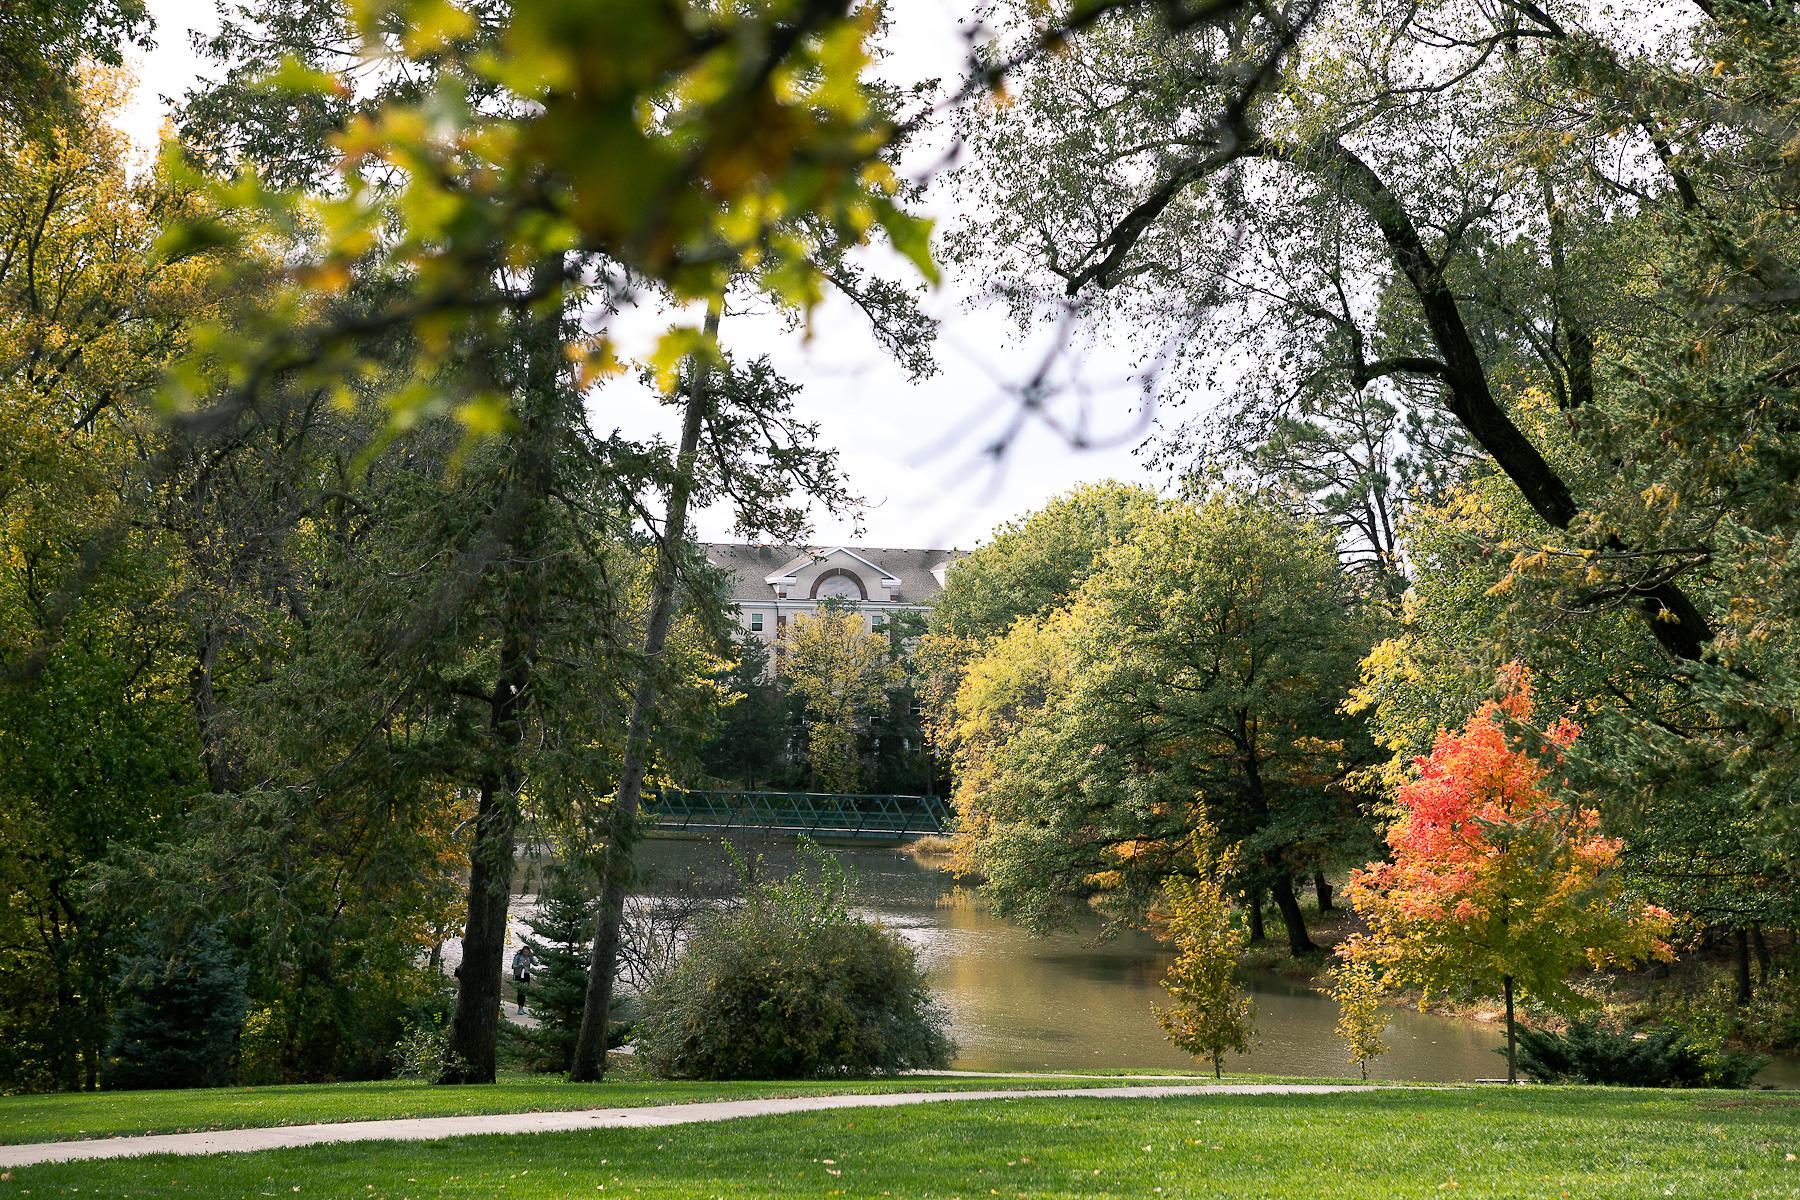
[1503,974,1517,1085]
[1753,926,1772,986]
[1312,870,1334,913]
[440,259,563,1084]
[188,618,233,794]
[1269,874,1317,957]
[1246,888,1266,945]
[568,305,718,1082]
[440,631,533,1082]
[1735,927,1753,1005]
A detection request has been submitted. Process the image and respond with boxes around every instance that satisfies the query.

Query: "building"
[702,543,963,660]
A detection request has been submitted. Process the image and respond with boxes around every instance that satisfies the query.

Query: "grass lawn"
[3,1087,1799,1197]
[0,1069,1289,1147]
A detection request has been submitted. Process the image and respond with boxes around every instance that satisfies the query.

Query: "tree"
[0,67,217,1093]
[782,608,905,794]
[1328,956,1388,1081]
[1342,667,1675,1083]
[951,492,1375,951]
[102,922,247,1091]
[518,867,599,1072]
[917,482,1158,743]
[698,635,796,790]
[1153,833,1254,1079]
[0,0,149,133]
[945,0,1800,667]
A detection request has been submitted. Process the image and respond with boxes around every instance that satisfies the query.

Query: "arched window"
[811,568,866,601]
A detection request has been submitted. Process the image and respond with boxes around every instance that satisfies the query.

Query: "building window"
[812,569,866,601]
[871,614,886,630]
[750,612,764,632]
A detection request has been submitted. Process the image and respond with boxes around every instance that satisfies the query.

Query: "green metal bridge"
[643,789,951,841]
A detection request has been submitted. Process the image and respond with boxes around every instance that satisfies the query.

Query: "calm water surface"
[506,835,1800,1086]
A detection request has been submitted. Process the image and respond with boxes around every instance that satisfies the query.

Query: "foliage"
[392,1014,454,1084]
[634,850,952,1080]
[0,0,150,132]
[781,608,906,793]
[1342,666,1675,1079]
[926,481,1160,646]
[697,634,798,790]
[0,68,214,1094]
[917,482,1158,761]
[160,0,949,445]
[101,923,248,1091]
[517,867,600,1073]
[1329,957,1388,1080]
[947,491,1375,952]
[1153,833,1254,1079]
[950,0,1800,929]
[1510,1019,1765,1090]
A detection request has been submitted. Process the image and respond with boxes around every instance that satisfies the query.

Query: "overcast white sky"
[121,0,1185,550]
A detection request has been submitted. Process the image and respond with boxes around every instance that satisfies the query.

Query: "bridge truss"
[644,789,951,841]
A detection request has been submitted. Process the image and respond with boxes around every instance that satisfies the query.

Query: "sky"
[120,0,1184,551]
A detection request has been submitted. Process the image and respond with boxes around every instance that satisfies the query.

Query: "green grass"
[5,1087,1800,1197]
[0,1069,1289,1146]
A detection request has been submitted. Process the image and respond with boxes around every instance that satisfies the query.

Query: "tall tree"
[0,69,212,1092]
[949,491,1374,952]
[567,305,718,1083]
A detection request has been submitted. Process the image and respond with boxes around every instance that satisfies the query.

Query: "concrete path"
[0,1083,1369,1168]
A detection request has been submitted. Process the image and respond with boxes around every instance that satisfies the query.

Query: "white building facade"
[702,543,963,663]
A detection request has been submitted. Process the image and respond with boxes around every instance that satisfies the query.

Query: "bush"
[634,849,953,1079]
[102,922,247,1090]
[1511,1017,1766,1088]
[393,1012,454,1082]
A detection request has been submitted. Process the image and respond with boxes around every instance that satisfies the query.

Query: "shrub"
[1511,1017,1766,1088]
[634,849,953,1079]
[393,1012,453,1082]
[102,922,247,1090]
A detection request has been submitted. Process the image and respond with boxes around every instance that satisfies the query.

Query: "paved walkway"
[0,1083,1369,1168]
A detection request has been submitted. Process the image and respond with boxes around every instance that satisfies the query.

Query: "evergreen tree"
[518,868,599,1072]
[102,923,247,1090]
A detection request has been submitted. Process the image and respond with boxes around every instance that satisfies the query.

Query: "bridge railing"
[643,789,950,839]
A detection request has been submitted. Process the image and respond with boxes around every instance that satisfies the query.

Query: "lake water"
[498,834,1800,1086]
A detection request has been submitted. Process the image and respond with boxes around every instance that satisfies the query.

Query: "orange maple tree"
[1341,665,1674,1081]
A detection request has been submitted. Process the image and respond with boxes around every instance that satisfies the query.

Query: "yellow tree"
[1328,957,1388,1080]
[782,608,902,794]
[0,66,219,1090]
[1154,829,1255,1079]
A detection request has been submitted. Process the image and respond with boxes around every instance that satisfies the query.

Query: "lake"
[494,834,1800,1086]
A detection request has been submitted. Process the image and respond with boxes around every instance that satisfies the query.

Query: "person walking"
[511,944,535,1014]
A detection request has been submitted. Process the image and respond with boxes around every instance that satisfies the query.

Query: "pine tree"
[518,867,599,1072]
[102,923,247,1090]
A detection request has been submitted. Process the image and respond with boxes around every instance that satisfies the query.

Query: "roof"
[702,543,963,604]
